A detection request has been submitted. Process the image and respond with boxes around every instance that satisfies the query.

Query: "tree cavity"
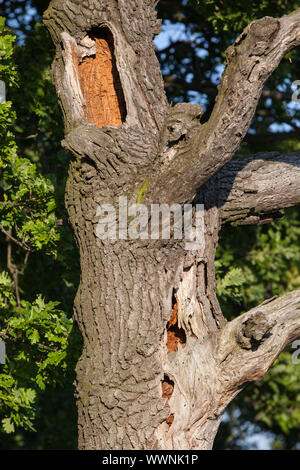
[78,27,127,128]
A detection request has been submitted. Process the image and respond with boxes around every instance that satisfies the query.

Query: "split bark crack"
[44,0,300,450]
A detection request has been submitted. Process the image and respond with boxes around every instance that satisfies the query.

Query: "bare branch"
[218,151,300,225]
[0,333,59,353]
[43,0,300,450]
[0,224,32,251]
[0,202,23,207]
[154,289,300,449]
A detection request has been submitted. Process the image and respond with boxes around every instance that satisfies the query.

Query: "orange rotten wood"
[78,27,127,128]
[166,293,186,353]
[161,375,175,428]
[161,294,187,428]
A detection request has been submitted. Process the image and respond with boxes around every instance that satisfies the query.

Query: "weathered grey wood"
[44,0,300,450]
[218,290,300,397]
[155,290,300,449]
[218,152,300,225]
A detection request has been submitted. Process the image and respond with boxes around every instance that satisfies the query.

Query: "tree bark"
[44,0,300,450]
[218,151,300,226]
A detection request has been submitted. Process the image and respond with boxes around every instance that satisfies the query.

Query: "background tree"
[0,0,300,450]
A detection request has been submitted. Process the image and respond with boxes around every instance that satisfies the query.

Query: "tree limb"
[148,9,300,205]
[0,224,32,251]
[217,290,300,396]
[218,151,300,226]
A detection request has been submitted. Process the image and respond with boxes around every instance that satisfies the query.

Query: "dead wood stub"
[78,27,127,128]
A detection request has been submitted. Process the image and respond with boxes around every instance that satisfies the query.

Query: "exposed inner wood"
[162,293,187,429]
[78,27,127,128]
[166,292,186,352]
[161,375,175,428]
[165,414,174,427]
[161,374,174,400]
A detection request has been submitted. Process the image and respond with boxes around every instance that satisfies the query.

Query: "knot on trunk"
[159,103,203,151]
[236,310,275,350]
[247,17,280,56]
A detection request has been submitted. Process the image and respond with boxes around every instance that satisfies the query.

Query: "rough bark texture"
[44,0,300,450]
[218,152,300,226]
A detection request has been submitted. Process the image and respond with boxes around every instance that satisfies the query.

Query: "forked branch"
[149,9,300,205]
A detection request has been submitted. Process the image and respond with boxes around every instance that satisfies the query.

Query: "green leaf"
[2,417,15,434]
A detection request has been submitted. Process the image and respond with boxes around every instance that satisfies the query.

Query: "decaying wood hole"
[77,27,127,128]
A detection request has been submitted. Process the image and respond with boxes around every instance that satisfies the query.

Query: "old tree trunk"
[44,1,300,450]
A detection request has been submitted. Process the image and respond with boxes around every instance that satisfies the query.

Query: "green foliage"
[0,17,17,87]
[216,208,300,319]
[216,267,246,304]
[0,295,73,433]
[214,209,300,447]
[0,150,59,255]
[195,0,300,34]
[0,17,80,443]
[0,18,59,255]
[253,351,300,434]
